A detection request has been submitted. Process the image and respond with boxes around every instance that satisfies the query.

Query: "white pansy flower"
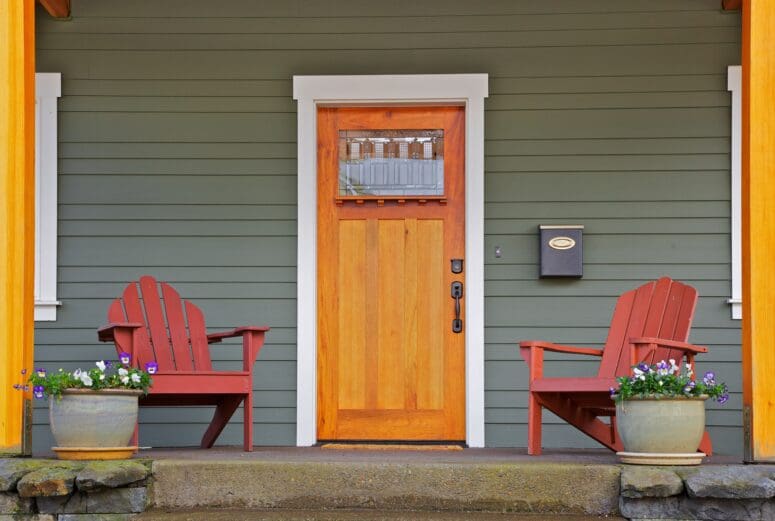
[118,368,129,377]
[95,360,106,372]
[99,374,106,380]
[131,373,141,383]
[80,374,93,386]
[120,376,129,385]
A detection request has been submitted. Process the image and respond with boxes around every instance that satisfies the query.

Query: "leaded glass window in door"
[338,129,444,197]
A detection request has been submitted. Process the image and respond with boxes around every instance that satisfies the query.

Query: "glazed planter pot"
[615,395,708,465]
[49,388,141,460]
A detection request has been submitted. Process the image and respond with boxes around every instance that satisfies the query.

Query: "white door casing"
[293,74,489,447]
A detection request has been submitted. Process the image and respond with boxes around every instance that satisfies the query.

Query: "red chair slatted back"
[597,277,698,377]
[161,282,194,371]
[185,300,213,371]
[109,276,213,371]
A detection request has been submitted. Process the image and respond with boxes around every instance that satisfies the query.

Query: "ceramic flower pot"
[49,388,141,460]
[615,395,707,465]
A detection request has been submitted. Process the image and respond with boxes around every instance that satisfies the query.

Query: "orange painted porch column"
[742,0,775,462]
[0,0,36,454]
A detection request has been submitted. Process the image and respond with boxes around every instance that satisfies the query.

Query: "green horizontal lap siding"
[33,0,742,453]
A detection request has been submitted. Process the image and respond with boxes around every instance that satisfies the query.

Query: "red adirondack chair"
[97,275,269,452]
[519,277,712,456]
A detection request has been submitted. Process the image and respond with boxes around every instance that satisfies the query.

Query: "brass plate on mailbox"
[548,236,576,250]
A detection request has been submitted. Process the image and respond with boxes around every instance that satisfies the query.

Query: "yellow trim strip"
[0,0,35,452]
[742,1,775,462]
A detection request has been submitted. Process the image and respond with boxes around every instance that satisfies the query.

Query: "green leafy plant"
[16,354,154,399]
[611,360,728,404]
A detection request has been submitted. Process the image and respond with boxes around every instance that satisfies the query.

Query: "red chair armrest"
[519,340,604,357]
[97,322,144,342]
[207,326,270,371]
[629,337,708,354]
[207,326,270,344]
[519,341,603,381]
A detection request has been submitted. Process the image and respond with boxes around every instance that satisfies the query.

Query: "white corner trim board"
[727,65,742,320]
[35,73,62,322]
[293,74,489,447]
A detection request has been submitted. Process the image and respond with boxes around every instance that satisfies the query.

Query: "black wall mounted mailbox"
[539,225,584,278]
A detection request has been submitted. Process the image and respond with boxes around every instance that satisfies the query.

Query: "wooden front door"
[317,106,465,441]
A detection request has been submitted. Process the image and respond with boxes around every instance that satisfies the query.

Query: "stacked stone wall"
[0,459,150,521]
[621,466,775,521]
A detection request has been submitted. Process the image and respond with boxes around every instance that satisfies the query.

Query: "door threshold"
[320,442,464,451]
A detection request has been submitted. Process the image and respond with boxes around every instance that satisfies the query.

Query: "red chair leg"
[131,422,139,453]
[201,396,242,449]
[244,391,253,452]
[527,392,542,455]
[699,431,713,456]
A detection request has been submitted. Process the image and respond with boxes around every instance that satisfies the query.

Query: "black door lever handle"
[451,281,463,333]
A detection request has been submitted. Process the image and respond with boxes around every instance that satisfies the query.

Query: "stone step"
[136,510,623,520]
[150,460,621,516]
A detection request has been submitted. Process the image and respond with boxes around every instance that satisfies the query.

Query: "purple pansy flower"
[33,385,45,399]
[144,361,158,375]
[36,368,46,378]
[703,371,716,385]
[637,363,650,373]
[717,393,730,405]
[119,352,131,365]
[609,387,616,397]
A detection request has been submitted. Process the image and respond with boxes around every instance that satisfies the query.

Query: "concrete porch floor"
[134,445,742,464]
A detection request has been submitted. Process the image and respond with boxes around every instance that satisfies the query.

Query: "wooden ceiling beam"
[722,0,742,10]
[37,0,70,18]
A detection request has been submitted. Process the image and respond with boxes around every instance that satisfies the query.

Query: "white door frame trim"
[293,74,489,447]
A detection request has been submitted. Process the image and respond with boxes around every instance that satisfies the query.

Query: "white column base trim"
[34,300,62,322]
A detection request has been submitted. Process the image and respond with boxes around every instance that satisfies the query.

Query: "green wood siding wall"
[34,0,742,453]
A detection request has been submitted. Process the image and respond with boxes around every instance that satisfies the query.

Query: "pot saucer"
[616,451,706,465]
[52,447,138,460]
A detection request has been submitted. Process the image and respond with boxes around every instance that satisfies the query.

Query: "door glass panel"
[338,129,444,196]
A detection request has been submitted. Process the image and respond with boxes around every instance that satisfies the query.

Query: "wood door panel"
[376,219,406,410]
[336,410,449,440]
[336,219,367,410]
[416,219,445,410]
[317,106,465,441]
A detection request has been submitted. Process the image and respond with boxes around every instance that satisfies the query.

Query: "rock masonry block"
[17,466,82,498]
[76,462,149,492]
[621,467,684,498]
